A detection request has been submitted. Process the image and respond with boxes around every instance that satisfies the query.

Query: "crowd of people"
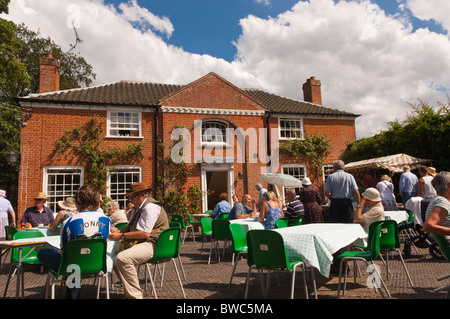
[1,159,448,299]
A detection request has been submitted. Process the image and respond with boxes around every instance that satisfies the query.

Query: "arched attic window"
[201,120,229,145]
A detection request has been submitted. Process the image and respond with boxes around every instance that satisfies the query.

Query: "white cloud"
[406,0,450,33]
[233,0,450,137]
[254,0,271,6]
[4,0,450,139]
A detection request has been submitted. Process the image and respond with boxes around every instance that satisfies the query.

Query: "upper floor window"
[107,111,141,137]
[279,118,304,140]
[201,121,228,144]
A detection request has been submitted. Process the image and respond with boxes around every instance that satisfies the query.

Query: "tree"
[342,97,450,171]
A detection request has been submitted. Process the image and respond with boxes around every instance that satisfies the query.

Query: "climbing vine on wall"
[52,115,146,194]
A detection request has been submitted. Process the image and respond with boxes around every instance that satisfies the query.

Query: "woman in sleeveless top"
[418,166,437,199]
[259,191,283,229]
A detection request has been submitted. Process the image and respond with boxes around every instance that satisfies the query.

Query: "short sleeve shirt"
[425,196,450,228]
[21,206,54,227]
[325,169,358,199]
[361,202,385,232]
[228,202,253,220]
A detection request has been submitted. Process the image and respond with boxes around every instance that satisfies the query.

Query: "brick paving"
[1,231,449,300]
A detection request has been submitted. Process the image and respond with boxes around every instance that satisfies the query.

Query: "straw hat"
[58,197,76,211]
[0,190,6,197]
[427,167,437,176]
[125,182,152,198]
[362,188,381,202]
[301,177,312,186]
[32,192,47,200]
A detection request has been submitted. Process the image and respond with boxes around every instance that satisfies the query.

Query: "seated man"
[353,187,385,232]
[20,192,54,228]
[108,182,169,299]
[37,185,111,299]
[228,194,256,220]
[284,188,304,226]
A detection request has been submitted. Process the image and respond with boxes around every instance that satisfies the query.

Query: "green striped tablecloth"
[272,223,367,277]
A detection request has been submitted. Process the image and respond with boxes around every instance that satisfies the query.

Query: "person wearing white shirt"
[108,183,169,299]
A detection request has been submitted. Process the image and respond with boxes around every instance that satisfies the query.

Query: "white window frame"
[278,117,304,140]
[107,110,142,138]
[107,165,142,210]
[200,120,230,147]
[43,166,84,213]
[280,164,307,199]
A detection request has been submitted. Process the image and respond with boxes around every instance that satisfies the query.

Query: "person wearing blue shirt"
[37,185,111,299]
[211,193,231,219]
[255,183,268,210]
[228,194,256,220]
[399,165,419,206]
[325,160,361,223]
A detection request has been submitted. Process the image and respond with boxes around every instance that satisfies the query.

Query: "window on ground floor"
[44,166,84,213]
[281,164,307,197]
[107,166,142,210]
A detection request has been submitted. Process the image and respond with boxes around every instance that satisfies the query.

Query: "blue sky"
[5,0,450,138]
[103,0,446,62]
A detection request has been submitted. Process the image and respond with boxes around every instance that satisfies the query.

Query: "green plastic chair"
[208,219,232,264]
[228,223,248,289]
[144,227,186,299]
[200,217,213,255]
[114,222,128,230]
[275,218,289,229]
[293,216,304,226]
[244,229,316,299]
[187,212,201,235]
[1,226,19,267]
[432,234,450,298]
[171,214,194,244]
[3,230,45,298]
[44,237,109,299]
[218,212,230,220]
[337,221,391,298]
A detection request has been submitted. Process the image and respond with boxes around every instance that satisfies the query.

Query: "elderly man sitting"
[353,187,385,232]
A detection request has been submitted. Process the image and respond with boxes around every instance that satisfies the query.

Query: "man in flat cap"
[108,182,169,299]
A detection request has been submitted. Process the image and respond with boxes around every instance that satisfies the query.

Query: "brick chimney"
[39,53,60,93]
[302,76,322,105]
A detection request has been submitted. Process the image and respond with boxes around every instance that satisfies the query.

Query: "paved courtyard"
[1,229,449,302]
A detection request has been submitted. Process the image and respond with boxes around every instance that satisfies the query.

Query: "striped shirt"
[426,196,450,228]
[285,199,305,225]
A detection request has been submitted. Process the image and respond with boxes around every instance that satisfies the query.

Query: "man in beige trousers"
[108,183,169,299]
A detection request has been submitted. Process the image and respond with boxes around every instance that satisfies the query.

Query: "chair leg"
[172,258,186,298]
[337,259,346,298]
[208,239,214,264]
[369,261,391,298]
[177,255,187,281]
[145,264,158,299]
[244,267,252,299]
[395,248,414,287]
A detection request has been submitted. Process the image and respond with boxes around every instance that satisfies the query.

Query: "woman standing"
[259,191,283,229]
[0,190,15,238]
[376,175,398,211]
[299,178,324,224]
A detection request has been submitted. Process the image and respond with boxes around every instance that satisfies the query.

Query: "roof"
[18,77,358,117]
[344,153,433,173]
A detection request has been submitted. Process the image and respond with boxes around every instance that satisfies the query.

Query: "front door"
[201,163,234,213]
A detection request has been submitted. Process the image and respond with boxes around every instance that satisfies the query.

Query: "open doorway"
[201,163,234,213]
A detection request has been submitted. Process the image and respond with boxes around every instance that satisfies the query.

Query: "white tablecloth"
[229,218,265,231]
[384,211,409,224]
[272,223,368,277]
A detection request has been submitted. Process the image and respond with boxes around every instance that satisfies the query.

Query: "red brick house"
[16,54,358,218]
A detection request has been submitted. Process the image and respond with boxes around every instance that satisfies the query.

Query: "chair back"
[293,216,303,226]
[246,230,288,269]
[57,238,107,278]
[169,222,182,229]
[275,218,288,229]
[115,222,128,230]
[212,219,232,240]
[149,228,180,263]
[171,214,186,229]
[218,213,230,220]
[433,234,450,261]
[204,210,213,215]
[201,217,213,235]
[367,221,384,259]
[11,230,46,264]
[379,219,399,250]
[5,226,18,240]
[229,224,248,253]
